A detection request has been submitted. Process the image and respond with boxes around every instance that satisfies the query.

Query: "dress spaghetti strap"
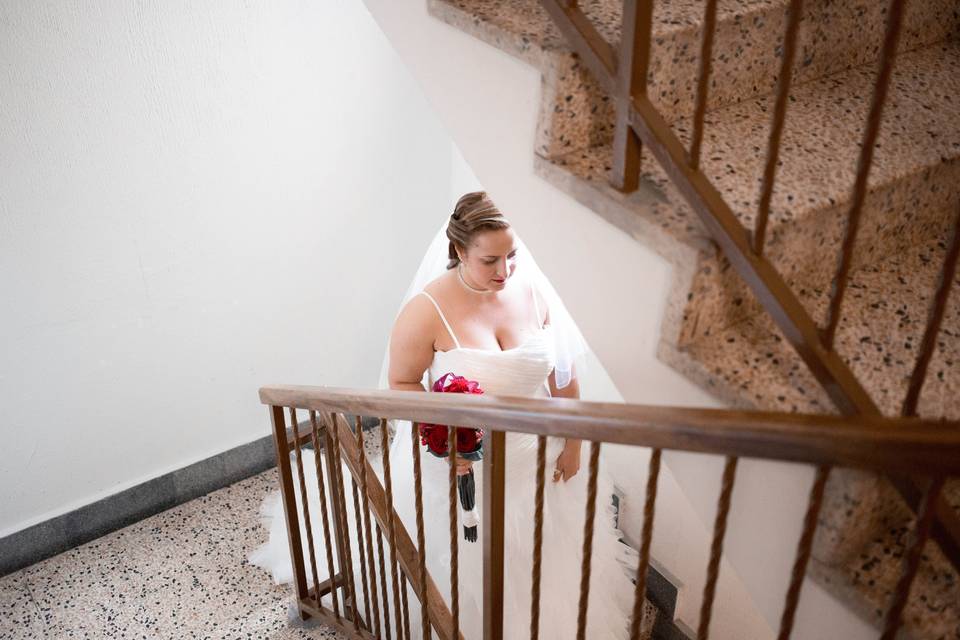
[419,291,462,349]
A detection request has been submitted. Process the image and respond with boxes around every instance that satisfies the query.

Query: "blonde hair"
[446,191,510,269]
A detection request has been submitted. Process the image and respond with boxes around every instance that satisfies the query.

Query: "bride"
[251,191,638,638]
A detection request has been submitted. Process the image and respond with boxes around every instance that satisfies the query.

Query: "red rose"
[456,427,483,453]
[419,424,449,456]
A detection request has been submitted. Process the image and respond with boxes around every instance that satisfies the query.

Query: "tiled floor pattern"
[0,470,345,639]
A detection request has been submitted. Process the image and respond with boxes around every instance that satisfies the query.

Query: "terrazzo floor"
[0,470,346,639]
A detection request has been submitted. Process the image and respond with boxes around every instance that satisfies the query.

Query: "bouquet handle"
[458,468,479,543]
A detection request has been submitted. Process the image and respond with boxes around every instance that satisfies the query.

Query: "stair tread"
[548,40,960,255]
[682,242,960,418]
[431,0,960,135]
[544,143,710,247]
[433,0,785,53]
[670,40,960,233]
[811,478,960,638]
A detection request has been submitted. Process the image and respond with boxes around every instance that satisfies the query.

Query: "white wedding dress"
[250,286,638,639]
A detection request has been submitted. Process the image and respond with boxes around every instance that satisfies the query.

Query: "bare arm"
[550,367,583,482]
[538,288,583,482]
[388,295,437,393]
[388,295,473,475]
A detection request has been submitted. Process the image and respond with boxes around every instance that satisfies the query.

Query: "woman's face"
[460,228,518,292]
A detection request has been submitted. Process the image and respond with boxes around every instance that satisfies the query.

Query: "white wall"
[361,2,876,638]
[0,0,453,536]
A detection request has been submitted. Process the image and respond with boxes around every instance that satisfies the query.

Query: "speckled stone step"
[810,478,960,639]
[429,0,960,160]
[657,202,960,637]
[542,40,960,368]
[670,240,960,418]
[673,41,960,349]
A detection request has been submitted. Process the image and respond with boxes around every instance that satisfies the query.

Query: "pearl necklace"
[458,264,495,294]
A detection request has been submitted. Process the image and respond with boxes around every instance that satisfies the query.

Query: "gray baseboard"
[0,434,277,578]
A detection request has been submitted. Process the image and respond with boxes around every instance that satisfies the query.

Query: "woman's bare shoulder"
[394,292,434,331]
[422,269,456,298]
[397,272,453,318]
[394,271,459,345]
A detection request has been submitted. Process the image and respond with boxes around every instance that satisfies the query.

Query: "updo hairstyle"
[446,191,510,270]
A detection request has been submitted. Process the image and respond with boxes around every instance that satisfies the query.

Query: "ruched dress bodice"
[427,328,555,398]
[420,289,556,398]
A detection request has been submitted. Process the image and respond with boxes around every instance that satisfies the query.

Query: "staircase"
[417,0,960,637]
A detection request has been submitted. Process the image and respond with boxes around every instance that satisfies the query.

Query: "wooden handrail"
[260,385,960,476]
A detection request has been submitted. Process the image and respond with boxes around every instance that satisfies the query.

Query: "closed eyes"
[483,251,518,265]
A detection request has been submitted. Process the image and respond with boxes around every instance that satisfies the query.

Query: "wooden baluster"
[327,413,362,631]
[376,522,393,640]
[754,0,804,255]
[309,411,341,619]
[881,476,945,640]
[351,415,380,630]
[448,427,460,640]
[688,0,719,169]
[822,0,907,347]
[411,422,432,640]
[352,480,373,629]
[310,411,340,620]
[698,456,739,640]
[400,572,412,640]
[483,430,506,640]
[290,407,323,608]
[629,448,661,640]
[903,205,960,417]
[575,441,602,640]
[380,419,403,638]
[777,465,830,640]
[270,406,310,618]
[355,416,381,635]
[529,436,547,640]
[611,0,654,193]
[357,418,387,638]
[322,413,352,620]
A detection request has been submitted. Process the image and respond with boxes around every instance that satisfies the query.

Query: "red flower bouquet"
[418,372,484,542]
[418,373,484,462]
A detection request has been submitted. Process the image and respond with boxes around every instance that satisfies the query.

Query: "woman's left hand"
[553,439,582,483]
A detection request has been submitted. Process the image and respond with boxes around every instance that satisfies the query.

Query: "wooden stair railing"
[261,385,960,640]
[536,0,960,575]
[269,404,462,640]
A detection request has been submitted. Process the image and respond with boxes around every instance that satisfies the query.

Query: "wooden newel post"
[482,430,506,640]
[270,405,311,620]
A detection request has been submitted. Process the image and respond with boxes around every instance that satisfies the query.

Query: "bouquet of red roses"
[419,372,484,542]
